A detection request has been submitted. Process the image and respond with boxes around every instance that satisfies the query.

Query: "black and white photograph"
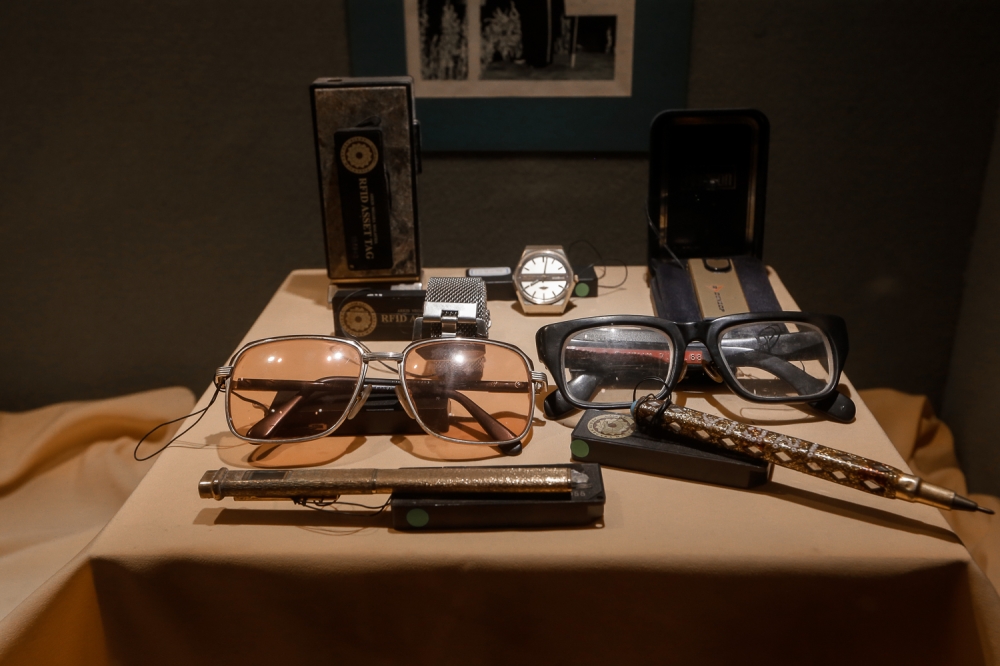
[479,0,617,81]
[406,0,635,97]
[417,0,469,80]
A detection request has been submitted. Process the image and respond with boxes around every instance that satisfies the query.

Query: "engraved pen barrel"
[632,397,984,512]
[198,466,579,501]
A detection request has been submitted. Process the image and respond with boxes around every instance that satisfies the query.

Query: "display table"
[5,268,1000,665]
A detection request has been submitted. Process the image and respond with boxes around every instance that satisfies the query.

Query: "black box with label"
[570,409,771,489]
[311,77,421,284]
[329,286,424,341]
[647,109,780,322]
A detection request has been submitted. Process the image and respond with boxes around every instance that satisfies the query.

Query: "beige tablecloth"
[863,388,1000,591]
[2,268,998,665]
[0,387,195,663]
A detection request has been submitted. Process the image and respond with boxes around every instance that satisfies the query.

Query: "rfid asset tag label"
[334,127,394,271]
[331,288,425,341]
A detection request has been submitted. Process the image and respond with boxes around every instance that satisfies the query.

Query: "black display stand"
[570,410,771,489]
[390,463,605,531]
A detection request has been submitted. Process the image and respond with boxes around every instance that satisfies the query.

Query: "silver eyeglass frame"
[214,334,547,447]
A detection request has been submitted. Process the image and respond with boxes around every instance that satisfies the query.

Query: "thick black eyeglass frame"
[535,311,855,422]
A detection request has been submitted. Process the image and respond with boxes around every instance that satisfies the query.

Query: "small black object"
[569,410,771,489]
[465,267,518,301]
[390,463,605,530]
[575,264,599,298]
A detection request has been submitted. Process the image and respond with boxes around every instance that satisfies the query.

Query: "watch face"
[516,253,570,304]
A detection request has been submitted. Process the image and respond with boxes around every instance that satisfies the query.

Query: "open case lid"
[647,109,770,262]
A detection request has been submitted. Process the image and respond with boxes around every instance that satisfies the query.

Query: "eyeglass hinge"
[530,370,548,391]
[214,366,232,389]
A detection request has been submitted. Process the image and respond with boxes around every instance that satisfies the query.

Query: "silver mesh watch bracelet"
[412,277,491,339]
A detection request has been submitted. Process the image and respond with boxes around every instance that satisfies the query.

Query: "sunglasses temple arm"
[440,389,518,442]
[237,376,519,443]
[241,377,360,440]
[245,394,308,439]
[402,380,523,442]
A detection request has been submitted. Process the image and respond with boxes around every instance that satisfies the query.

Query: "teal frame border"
[346,0,692,151]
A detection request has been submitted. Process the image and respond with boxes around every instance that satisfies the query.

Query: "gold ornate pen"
[199,466,589,501]
[632,397,993,514]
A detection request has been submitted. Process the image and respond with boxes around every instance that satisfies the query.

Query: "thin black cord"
[293,496,391,515]
[645,206,684,269]
[601,263,628,289]
[630,376,672,406]
[567,239,628,289]
[133,386,221,462]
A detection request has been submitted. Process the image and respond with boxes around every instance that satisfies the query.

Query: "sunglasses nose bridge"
[362,351,404,363]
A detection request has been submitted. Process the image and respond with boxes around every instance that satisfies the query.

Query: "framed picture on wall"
[408,0,636,99]
[347,0,692,151]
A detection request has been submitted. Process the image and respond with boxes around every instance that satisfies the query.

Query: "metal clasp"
[530,370,548,391]
[214,366,233,390]
[421,301,479,338]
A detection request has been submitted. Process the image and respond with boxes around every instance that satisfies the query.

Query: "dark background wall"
[2,2,999,488]
[943,109,1000,494]
[0,0,341,407]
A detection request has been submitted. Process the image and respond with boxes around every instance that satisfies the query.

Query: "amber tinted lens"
[718,322,834,399]
[402,341,532,444]
[228,339,363,440]
[561,326,675,404]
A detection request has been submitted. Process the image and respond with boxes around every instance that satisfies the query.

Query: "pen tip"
[951,494,994,514]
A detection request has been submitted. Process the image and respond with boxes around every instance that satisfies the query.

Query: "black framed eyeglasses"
[535,312,855,422]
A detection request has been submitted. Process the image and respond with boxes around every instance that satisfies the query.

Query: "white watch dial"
[517,254,570,304]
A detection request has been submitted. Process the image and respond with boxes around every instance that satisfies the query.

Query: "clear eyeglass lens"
[717,321,834,399]
[228,339,363,440]
[403,341,532,444]
[561,326,675,404]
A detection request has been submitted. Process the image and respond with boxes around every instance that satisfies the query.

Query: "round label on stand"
[570,439,590,458]
[339,136,379,174]
[338,300,377,338]
[406,508,430,528]
[587,413,635,439]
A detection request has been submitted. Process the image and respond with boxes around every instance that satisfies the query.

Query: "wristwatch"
[513,245,578,315]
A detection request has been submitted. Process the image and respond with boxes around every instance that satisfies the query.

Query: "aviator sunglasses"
[208,335,547,453]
